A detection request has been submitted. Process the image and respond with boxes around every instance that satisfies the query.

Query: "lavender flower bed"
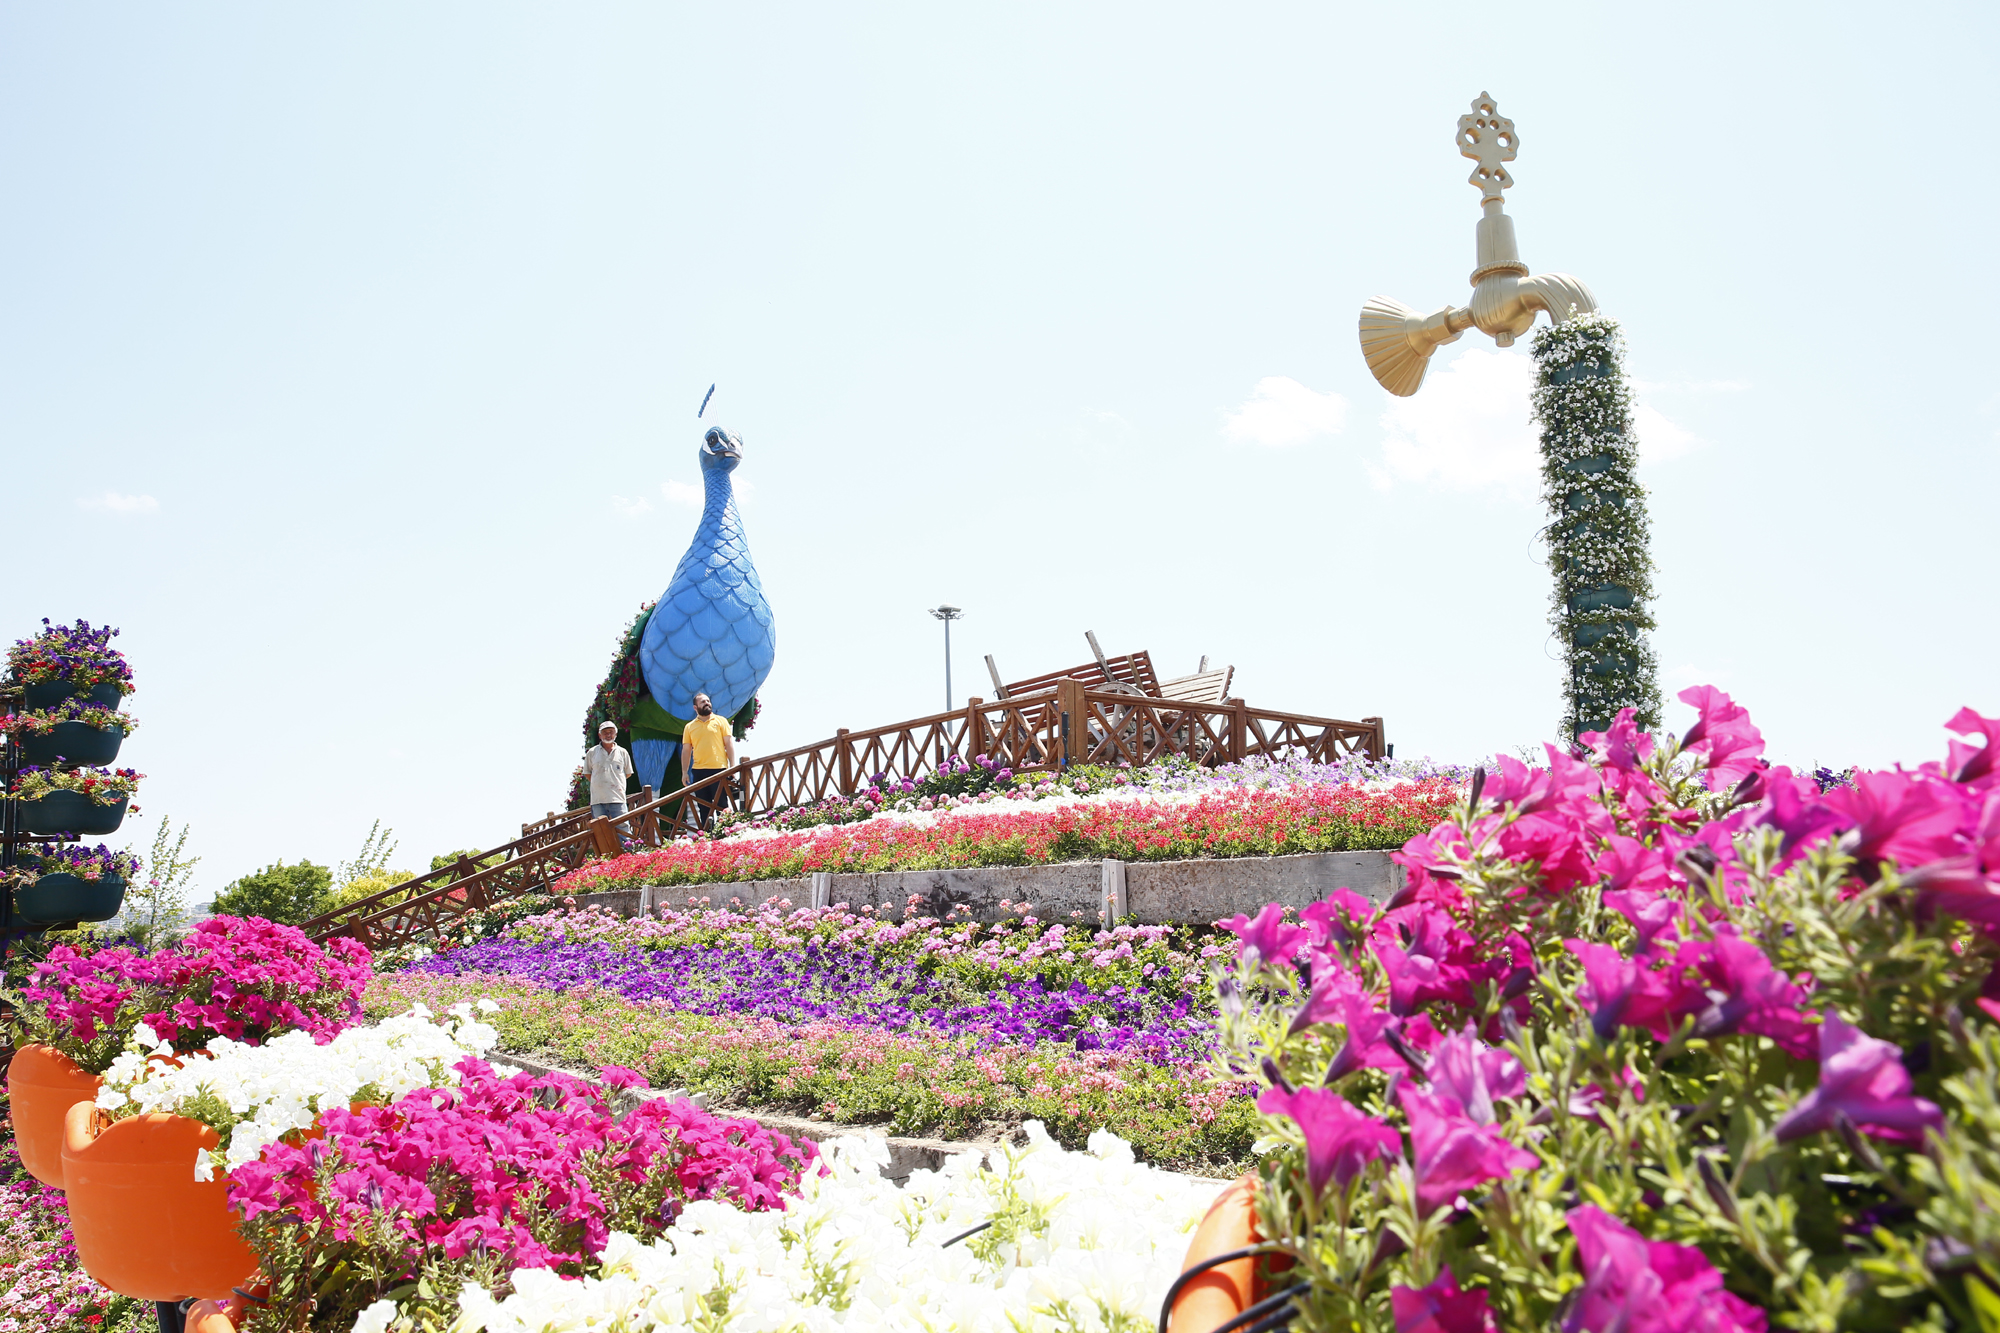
[410,935,1212,1062]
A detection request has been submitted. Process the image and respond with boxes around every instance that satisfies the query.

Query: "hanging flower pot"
[17,790,130,835]
[15,870,128,926]
[1165,1175,1269,1333]
[21,720,125,767]
[62,1102,259,1301]
[23,679,127,710]
[5,1044,102,1187]
[184,1278,269,1333]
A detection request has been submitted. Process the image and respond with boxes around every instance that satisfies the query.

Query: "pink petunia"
[1392,1267,1498,1333]
[1773,1014,1942,1146]
[1398,1085,1538,1217]
[1257,1085,1402,1195]
[1563,1205,1765,1333]
[1678,686,1765,795]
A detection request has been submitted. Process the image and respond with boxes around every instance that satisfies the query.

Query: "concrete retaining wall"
[576,849,1402,926]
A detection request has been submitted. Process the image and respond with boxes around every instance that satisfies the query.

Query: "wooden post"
[837,728,853,795]
[965,697,984,762]
[1056,677,1088,768]
[589,817,621,858]
[1228,697,1248,762]
[1362,717,1386,762]
[637,785,659,846]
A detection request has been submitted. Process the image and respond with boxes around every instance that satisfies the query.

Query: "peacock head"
[700,426,744,473]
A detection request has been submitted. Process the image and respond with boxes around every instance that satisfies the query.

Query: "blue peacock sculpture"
[627,425,775,791]
[565,425,775,807]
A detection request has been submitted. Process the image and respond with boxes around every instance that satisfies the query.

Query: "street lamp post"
[927,605,963,715]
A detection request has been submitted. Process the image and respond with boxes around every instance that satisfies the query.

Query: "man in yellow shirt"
[681,692,737,827]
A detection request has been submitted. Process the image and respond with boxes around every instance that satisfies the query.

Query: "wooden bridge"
[301,680,1385,952]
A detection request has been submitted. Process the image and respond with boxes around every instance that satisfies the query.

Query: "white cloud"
[1071,408,1134,450]
[1634,403,1701,465]
[611,495,653,517]
[77,492,159,513]
[1222,377,1348,448]
[1377,345,1540,493]
[1371,344,1709,490]
[661,480,701,508]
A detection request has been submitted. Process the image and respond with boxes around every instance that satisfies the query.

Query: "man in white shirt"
[586,721,636,833]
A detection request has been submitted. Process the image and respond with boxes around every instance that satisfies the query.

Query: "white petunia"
[353,1299,399,1333]
[434,1122,1224,1333]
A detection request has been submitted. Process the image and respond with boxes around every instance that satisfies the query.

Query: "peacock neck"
[701,468,738,534]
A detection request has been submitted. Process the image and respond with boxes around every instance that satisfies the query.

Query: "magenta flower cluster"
[1225,685,2000,1331]
[17,915,372,1071]
[228,1060,815,1322]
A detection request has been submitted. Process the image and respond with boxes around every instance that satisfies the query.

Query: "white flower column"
[1531,314,1662,740]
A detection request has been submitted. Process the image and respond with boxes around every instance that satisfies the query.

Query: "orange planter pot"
[185,1276,269,1333]
[6,1044,102,1187]
[1168,1175,1266,1333]
[62,1102,259,1301]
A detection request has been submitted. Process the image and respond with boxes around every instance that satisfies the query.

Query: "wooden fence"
[302,683,1384,952]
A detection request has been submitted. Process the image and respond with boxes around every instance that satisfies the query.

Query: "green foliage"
[428,849,506,874]
[210,859,334,925]
[325,867,415,912]
[568,602,656,809]
[333,821,397,893]
[1532,313,1662,740]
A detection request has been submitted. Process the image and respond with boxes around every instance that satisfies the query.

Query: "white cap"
[598,721,618,733]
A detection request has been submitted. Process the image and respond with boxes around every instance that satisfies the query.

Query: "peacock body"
[638,425,775,739]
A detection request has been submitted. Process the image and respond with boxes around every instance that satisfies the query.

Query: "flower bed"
[369,972,1258,1173]
[412,903,1212,1057]
[429,1122,1218,1333]
[562,778,1459,894]
[715,752,1480,839]
[0,1091,150,1333]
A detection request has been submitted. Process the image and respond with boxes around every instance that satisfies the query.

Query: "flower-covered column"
[1531,313,1662,740]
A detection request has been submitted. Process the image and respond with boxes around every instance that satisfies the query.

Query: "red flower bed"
[559,781,1458,893]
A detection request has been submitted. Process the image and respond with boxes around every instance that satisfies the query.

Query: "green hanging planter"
[13,872,127,926]
[16,792,129,836]
[22,680,125,711]
[21,722,124,768]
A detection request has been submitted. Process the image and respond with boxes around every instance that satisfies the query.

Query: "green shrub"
[209,860,333,926]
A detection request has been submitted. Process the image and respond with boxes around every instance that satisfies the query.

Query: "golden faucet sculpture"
[1359,93,1597,397]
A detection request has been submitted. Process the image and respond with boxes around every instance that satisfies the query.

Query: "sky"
[3,3,1995,898]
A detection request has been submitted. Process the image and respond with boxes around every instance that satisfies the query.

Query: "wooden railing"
[303,683,1384,951]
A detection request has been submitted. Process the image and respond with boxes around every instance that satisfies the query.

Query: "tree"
[120,818,200,948]
[333,820,397,895]
[210,860,333,926]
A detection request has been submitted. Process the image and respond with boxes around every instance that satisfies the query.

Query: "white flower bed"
[713,753,1462,847]
[95,1002,503,1177]
[411,1122,1223,1333]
